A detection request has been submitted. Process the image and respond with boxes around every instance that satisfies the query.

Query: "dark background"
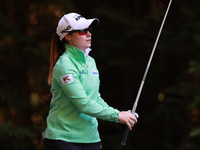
[0,0,200,150]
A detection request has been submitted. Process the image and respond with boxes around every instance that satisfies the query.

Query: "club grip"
[121,126,130,145]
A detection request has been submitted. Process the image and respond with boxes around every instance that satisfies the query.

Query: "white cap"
[56,13,99,40]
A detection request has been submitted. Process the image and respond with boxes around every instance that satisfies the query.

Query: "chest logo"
[80,70,87,74]
[92,69,98,75]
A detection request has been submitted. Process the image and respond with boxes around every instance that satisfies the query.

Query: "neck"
[79,49,86,54]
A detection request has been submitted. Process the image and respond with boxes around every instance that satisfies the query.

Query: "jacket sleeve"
[96,92,110,107]
[53,59,119,122]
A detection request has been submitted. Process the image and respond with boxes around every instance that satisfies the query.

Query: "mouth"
[87,39,91,42]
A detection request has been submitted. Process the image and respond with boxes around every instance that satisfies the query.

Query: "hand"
[118,111,138,130]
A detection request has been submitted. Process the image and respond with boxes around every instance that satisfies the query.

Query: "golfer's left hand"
[118,110,138,130]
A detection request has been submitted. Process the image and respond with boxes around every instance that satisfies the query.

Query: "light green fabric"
[44,44,119,143]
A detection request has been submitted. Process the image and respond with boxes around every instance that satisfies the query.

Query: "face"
[65,28,92,52]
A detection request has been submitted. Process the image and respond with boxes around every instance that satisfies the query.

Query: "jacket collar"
[64,44,92,63]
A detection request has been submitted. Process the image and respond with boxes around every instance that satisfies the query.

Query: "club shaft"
[121,0,172,145]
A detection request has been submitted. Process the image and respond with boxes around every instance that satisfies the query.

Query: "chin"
[86,44,91,47]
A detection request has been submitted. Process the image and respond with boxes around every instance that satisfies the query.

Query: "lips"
[87,39,91,42]
[86,39,91,43]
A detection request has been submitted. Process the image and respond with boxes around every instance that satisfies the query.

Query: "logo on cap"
[73,15,84,21]
[60,25,72,34]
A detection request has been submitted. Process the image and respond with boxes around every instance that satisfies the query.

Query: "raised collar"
[64,44,92,63]
[84,48,92,59]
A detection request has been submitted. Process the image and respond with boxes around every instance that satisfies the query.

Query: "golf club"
[121,0,173,145]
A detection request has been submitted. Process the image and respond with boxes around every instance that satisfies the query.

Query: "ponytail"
[48,34,66,84]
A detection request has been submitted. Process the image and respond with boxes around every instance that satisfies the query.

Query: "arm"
[53,63,119,121]
[96,92,109,107]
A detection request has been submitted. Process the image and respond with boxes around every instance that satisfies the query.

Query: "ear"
[64,34,71,41]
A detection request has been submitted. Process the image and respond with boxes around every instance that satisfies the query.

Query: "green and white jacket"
[44,44,120,143]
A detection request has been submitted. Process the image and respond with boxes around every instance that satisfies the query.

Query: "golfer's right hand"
[118,111,138,130]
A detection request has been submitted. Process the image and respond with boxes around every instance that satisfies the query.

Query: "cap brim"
[89,18,99,27]
[73,18,99,30]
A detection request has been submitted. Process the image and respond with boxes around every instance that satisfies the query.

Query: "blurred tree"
[0,0,200,150]
[0,0,74,149]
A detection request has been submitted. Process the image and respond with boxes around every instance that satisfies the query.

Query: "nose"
[86,31,91,37]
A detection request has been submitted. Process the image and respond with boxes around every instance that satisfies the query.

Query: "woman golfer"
[43,12,138,150]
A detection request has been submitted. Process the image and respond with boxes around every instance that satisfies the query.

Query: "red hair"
[48,34,66,84]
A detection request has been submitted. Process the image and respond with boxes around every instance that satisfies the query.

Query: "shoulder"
[53,53,78,77]
[54,53,74,69]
